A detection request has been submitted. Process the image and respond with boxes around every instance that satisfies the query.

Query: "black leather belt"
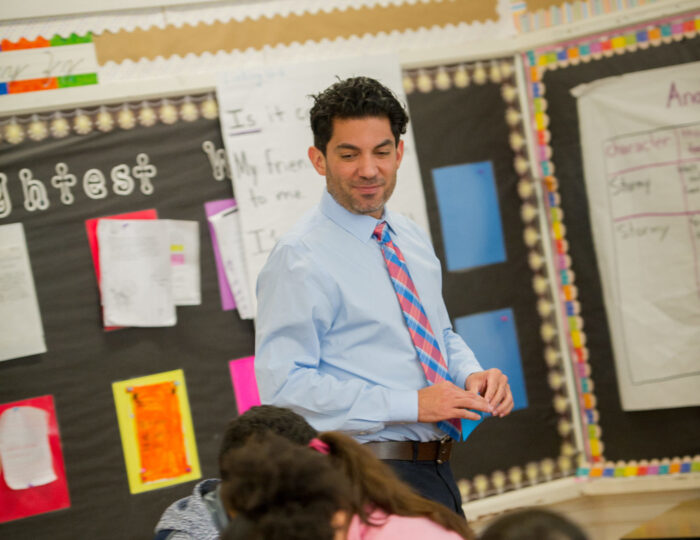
[364,438,453,464]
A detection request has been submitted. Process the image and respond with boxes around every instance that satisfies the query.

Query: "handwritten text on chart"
[0,43,98,83]
[224,104,310,137]
[666,81,700,108]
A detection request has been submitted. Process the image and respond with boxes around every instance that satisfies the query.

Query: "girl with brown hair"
[220,430,475,540]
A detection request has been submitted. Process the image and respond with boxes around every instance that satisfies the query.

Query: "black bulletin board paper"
[0,108,255,539]
[543,35,700,461]
[407,80,562,481]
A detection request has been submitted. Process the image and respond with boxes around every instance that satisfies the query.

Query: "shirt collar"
[320,188,398,242]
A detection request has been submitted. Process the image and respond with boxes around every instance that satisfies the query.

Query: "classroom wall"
[1,0,699,537]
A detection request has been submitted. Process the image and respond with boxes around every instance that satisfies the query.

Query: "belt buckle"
[436,436,451,464]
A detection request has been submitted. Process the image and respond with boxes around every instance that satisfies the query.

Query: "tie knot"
[372,221,389,244]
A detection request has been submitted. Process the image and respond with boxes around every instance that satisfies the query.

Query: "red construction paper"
[84,209,158,330]
[0,395,70,523]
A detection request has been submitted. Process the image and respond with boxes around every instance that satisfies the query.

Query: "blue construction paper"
[455,308,528,441]
[432,161,506,271]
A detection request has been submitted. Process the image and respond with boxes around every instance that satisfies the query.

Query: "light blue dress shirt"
[255,189,483,442]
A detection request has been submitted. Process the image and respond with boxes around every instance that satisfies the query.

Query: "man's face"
[308,116,404,219]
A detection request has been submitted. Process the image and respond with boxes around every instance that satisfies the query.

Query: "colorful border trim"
[0,33,98,95]
[512,0,661,33]
[404,60,580,500]
[523,11,700,478]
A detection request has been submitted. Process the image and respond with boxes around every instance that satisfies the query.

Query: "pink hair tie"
[308,437,330,455]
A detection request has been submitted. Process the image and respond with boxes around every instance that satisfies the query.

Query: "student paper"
[0,406,56,489]
[209,207,254,319]
[166,220,201,306]
[0,395,70,523]
[0,223,46,362]
[97,219,176,327]
[112,370,201,494]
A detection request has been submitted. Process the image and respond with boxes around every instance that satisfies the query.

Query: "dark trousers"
[383,459,465,518]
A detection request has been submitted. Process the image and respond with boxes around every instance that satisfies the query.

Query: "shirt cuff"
[386,390,419,423]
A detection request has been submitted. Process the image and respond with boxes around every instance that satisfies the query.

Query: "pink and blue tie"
[373,221,461,440]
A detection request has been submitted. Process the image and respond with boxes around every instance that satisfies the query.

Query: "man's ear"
[395,139,404,169]
[308,146,327,176]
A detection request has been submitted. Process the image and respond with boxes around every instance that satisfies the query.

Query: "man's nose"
[358,155,379,178]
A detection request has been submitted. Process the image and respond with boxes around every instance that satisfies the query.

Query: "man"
[255,76,514,514]
[153,405,317,540]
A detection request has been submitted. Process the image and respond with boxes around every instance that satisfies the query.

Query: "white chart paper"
[574,61,700,410]
[217,54,429,316]
[0,223,46,362]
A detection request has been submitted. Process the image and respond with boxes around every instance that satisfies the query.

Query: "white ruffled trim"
[0,0,506,42]
[97,11,511,83]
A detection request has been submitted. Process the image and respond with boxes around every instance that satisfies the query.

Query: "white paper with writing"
[208,206,254,320]
[575,61,700,410]
[0,406,56,490]
[0,43,98,84]
[166,220,201,306]
[0,223,47,362]
[217,54,429,316]
[98,219,176,327]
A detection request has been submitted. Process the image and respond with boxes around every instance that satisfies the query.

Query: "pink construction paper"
[204,199,237,311]
[228,356,260,414]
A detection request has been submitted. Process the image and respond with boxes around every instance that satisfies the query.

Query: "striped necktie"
[373,221,461,440]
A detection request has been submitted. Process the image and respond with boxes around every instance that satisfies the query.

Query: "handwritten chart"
[575,61,700,410]
[216,54,429,315]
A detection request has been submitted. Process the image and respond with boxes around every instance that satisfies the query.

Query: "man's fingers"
[483,370,506,403]
[452,408,482,421]
[494,394,514,417]
[488,381,508,410]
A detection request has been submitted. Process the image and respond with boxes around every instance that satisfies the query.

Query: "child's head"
[218,405,317,477]
[480,508,588,540]
[220,432,352,540]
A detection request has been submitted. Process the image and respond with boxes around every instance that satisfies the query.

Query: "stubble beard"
[327,173,396,218]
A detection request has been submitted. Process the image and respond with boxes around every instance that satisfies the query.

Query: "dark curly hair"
[218,405,317,477]
[220,432,352,540]
[309,76,409,155]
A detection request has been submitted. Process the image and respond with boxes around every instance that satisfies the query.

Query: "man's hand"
[465,368,514,418]
[418,380,492,423]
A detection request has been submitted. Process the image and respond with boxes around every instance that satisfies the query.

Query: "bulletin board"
[524,11,700,476]
[0,95,255,538]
